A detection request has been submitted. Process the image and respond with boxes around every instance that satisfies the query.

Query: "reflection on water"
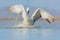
[0,28,41,40]
[0,28,60,40]
[0,21,60,40]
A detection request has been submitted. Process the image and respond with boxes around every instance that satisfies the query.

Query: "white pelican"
[9,5,55,27]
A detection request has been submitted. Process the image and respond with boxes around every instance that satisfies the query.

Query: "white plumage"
[9,5,55,27]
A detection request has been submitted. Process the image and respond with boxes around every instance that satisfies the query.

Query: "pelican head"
[26,7,30,14]
[9,5,24,14]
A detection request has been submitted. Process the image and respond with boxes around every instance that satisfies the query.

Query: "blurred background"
[0,0,60,26]
[0,0,60,40]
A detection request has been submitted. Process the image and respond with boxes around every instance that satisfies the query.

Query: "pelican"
[9,5,55,27]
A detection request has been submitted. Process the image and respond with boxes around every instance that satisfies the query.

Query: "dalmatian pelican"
[9,5,54,27]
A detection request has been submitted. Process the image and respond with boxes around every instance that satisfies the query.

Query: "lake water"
[0,21,60,40]
[0,0,60,40]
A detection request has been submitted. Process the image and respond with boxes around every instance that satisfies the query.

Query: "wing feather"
[31,8,55,23]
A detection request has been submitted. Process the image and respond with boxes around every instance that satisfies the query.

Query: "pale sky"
[0,0,60,40]
[0,0,60,17]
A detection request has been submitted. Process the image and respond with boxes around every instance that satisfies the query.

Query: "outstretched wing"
[31,8,55,24]
[9,5,30,21]
[9,5,30,14]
